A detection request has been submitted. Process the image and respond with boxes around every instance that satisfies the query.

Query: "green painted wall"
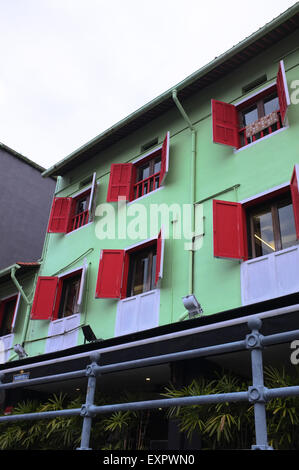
[6,29,299,360]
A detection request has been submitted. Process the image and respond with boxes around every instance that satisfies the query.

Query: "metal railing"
[134,172,160,199]
[0,317,299,450]
[239,111,282,148]
[70,210,89,232]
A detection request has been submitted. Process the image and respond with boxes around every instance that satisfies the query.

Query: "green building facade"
[1,4,299,449]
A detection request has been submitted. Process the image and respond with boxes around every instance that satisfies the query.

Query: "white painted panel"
[46,319,64,353]
[115,290,160,337]
[138,290,160,331]
[241,245,299,305]
[63,314,80,350]
[241,255,274,304]
[0,334,14,363]
[115,296,139,337]
[46,314,80,353]
[274,246,299,296]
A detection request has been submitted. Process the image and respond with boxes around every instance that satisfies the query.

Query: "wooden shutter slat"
[106,164,135,202]
[95,250,125,298]
[31,277,59,320]
[212,99,240,148]
[47,197,73,233]
[213,199,247,260]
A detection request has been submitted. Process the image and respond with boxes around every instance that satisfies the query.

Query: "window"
[247,194,297,258]
[211,60,290,149]
[69,190,90,232]
[213,165,299,261]
[47,172,97,234]
[31,262,88,320]
[106,132,169,202]
[0,294,20,336]
[134,152,162,199]
[238,91,282,147]
[95,230,164,299]
[57,272,82,318]
[126,244,157,297]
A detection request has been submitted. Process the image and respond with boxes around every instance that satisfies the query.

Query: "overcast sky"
[0,0,298,169]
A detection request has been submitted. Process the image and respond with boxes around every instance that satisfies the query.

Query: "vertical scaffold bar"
[77,353,100,450]
[247,318,272,450]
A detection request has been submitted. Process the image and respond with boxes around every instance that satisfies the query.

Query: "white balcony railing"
[241,245,299,305]
[115,289,160,337]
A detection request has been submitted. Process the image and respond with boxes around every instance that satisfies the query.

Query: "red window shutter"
[276,60,290,126]
[213,199,247,260]
[106,164,135,202]
[31,276,59,320]
[155,229,164,285]
[47,197,73,233]
[212,99,240,148]
[95,250,125,298]
[290,164,299,239]
[160,131,170,185]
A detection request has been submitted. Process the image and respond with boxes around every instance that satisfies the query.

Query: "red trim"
[277,60,290,125]
[290,165,299,239]
[236,84,276,112]
[242,184,290,209]
[0,295,18,334]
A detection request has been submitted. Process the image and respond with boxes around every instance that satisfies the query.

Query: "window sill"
[127,186,164,206]
[234,125,288,154]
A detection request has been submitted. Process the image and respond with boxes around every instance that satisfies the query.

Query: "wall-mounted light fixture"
[182,294,203,319]
[82,325,103,343]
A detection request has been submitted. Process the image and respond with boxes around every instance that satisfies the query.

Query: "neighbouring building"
[0,143,55,386]
[1,4,299,450]
[0,142,56,269]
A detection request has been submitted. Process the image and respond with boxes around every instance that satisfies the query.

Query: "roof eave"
[42,2,299,178]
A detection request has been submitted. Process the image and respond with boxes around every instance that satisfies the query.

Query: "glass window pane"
[154,157,161,174]
[138,163,150,182]
[264,95,279,115]
[252,208,275,257]
[243,106,258,126]
[59,274,81,318]
[132,254,148,296]
[278,202,297,249]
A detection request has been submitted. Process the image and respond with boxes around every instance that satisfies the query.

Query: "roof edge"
[42,2,299,178]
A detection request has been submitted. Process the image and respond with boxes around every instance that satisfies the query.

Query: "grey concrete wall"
[0,149,56,269]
